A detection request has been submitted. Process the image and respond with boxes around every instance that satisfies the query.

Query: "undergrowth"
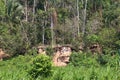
[0,53,119,80]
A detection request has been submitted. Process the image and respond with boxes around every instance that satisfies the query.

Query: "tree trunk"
[77,0,80,35]
[42,0,48,45]
[99,1,103,18]
[42,23,45,45]
[32,0,36,22]
[51,15,54,47]
[82,0,87,36]
[25,0,28,22]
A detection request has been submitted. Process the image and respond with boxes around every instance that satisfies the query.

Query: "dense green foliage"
[28,54,52,79]
[70,52,120,67]
[0,55,32,80]
[0,0,120,55]
[0,54,119,80]
[0,0,120,80]
[46,47,54,56]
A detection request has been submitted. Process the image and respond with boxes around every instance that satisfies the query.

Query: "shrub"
[28,55,53,79]
[26,48,38,56]
[46,47,54,56]
[97,55,108,66]
[86,34,100,45]
[70,52,100,67]
[69,52,83,67]
[69,52,91,67]
[97,54,119,67]
[98,28,117,51]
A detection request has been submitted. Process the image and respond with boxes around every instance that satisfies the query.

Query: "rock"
[37,46,46,55]
[52,46,72,66]
[89,43,102,54]
[0,48,10,61]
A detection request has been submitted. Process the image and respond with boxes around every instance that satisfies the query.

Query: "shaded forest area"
[0,0,120,55]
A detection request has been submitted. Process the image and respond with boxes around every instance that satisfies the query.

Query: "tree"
[81,0,88,36]
[0,0,6,21]
[5,0,23,22]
